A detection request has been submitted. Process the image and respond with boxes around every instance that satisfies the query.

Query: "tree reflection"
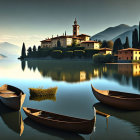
[23,60,140,91]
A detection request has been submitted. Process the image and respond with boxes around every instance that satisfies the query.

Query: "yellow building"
[40,18,99,48]
[118,48,140,61]
[99,48,112,54]
[80,41,100,49]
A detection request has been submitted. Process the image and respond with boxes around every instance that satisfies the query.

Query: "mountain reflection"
[94,103,140,135]
[23,60,140,90]
[0,101,24,136]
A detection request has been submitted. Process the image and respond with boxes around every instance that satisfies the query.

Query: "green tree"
[57,40,61,47]
[123,37,130,49]
[33,45,36,51]
[101,40,108,48]
[21,42,26,58]
[132,28,139,48]
[38,46,41,50]
[107,40,114,49]
[138,22,140,49]
[113,38,122,54]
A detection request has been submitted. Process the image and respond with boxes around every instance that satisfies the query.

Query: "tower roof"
[74,18,77,25]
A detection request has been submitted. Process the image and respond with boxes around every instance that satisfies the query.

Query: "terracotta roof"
[99,48,112,51]
[118,48,140,51]
[51,35,73,39]
[81,41,99,43]
[40,39,51,42]
[77,34,90,37]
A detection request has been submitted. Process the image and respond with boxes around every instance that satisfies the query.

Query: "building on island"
[118,48,140,62]
[80,41,100,49]
[40,18,100,49]
[99,48,112,55]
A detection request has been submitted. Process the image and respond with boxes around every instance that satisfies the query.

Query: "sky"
[0,0,140,47]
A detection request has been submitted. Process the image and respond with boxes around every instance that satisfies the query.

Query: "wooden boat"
[29,87,58,97]
[24,117,85,140]
[0,101,24,136]
[91,84,140,110]
[0,84,26,111]
[23,107,96,134]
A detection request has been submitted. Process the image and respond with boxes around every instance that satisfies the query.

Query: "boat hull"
[0,94,26,111]
[91,85,140,110]
[23,107,95,134]
[0,84,26,111]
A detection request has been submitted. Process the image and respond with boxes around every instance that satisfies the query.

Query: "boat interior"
[25,108,92,122]
[0,84,23,96]
[93,86,140,98]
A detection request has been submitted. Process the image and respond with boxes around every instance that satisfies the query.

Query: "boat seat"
[32,111,42,116]
[0,93,17,97]
[0,90,15,94]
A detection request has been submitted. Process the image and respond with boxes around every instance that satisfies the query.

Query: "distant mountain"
[91,24,133,41]
[112,25,139,46]
[0,54,6,59]
[0,42,20,57]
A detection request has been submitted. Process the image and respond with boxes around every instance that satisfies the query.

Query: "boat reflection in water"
[0,101,24,136]
[29,94,56,102]
[24,117,86,140]
[94,102,140,135]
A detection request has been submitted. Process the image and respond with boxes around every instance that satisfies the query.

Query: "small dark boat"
[23,107,96,134]
[0,84,26,110]
[91,84,140,110]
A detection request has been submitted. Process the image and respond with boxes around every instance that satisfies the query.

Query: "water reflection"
[0,101,24,136]
[22,60,140,91]
[29,94,56,102]
[94,102,140,135]
[21,60,26,71]
[24,118,85,140]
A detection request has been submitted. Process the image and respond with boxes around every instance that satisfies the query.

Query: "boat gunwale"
[91,84,140,100]
[23,107,94,124]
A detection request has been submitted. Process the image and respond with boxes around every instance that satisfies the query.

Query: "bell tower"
[72,18,80,37]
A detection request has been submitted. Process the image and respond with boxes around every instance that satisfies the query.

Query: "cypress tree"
[21,42,26,58]
[33,45,36,51]
[138,22,140,49]
[132,28,139,48]
[123,37,130,49]
[38,46,41,50]
[113,38,123,54]
[101,40,108,48]
[57,40,61,47]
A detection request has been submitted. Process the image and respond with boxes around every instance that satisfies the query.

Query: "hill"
[0,42,20,56]
[112,25,139,46]
[0,54,6,59]
[91,24,133,41]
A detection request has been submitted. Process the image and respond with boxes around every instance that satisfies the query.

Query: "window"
[136,57,137,60]
[136,52,137,54]
[127,57,128,60]
[139,52,140,54]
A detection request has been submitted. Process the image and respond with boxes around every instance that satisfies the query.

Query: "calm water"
[0,57,140,140]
